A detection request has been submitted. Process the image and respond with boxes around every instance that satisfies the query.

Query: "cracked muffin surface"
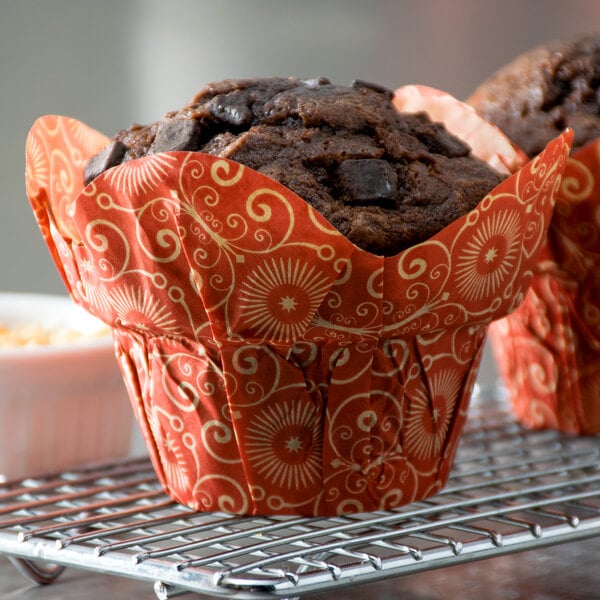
[86,77,504,255]
[468,35,600,158]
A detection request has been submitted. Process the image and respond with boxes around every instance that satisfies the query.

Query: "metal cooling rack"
[0,385,599,600]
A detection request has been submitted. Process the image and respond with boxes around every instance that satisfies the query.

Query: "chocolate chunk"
[84,140,129,185]
[85,77,505,255]
[338,159,397,207]
[207,94,253,127]
[149,119,203,154]
[351,79,394,99]
[415,123,470,157]
[302,77,332,88]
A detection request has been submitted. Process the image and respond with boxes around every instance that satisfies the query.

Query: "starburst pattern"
[455,209,521,303]
[70,119,110,160]
[25,134,49,191]
[404,369,462,461]
[147,408,191,492]
[110,284,181,334]
[245,400,322,490]
[77,257,112,312]
[239,257,331,341]
[105,154,178,195]
[162,431,192,493]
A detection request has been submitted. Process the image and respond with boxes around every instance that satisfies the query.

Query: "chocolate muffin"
[469,36,600,435]
[468,34,600,158]
[85,77,504,256]
[27,83,569,515]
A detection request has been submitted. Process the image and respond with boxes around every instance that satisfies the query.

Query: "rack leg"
[8,557,66,585]
[154,581,301,600]
[154,581,193,599]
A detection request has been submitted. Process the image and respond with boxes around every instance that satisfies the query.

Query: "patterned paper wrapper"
[489,140,600,435]
[24,90,571,515]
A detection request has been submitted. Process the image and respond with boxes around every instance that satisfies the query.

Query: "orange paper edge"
[490,139,600,434]
[25,100,572,515]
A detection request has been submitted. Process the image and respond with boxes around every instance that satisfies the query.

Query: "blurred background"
[2,0,600,383]
[2,6,600,596]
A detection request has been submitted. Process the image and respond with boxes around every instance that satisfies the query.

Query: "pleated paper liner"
[25,90,571,515]
[489,139,600,435]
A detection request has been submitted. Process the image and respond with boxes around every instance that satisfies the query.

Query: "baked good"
[26,83,569,515]
[469,36,600,434]
[468,34,600,157]
[85,77,504,255]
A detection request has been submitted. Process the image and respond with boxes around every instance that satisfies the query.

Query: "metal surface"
[0,386,599,599]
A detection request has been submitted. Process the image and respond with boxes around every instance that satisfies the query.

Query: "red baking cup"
[490,140,600,434]
[25,110,571,515]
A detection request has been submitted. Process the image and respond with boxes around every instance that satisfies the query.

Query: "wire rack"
[0,385,599,600]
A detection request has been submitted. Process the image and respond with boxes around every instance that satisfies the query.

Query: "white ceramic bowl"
[0,292,134,481]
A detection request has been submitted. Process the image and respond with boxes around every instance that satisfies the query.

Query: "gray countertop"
[2,535,600,599]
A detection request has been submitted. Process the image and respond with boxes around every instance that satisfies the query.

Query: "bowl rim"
[0,291,114,359]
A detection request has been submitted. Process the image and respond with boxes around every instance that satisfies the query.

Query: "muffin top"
[468,34,600,158]
[85,77,504,255]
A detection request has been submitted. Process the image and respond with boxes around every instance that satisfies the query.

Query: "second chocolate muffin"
[468,34,600,158]
[85,77,504,256]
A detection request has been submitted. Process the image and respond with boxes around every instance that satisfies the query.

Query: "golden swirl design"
[397,255,427,279]
[315,244,338,262]
[394,241,451,317]
[523,350,557,396]
[305,202,342,235]
[357,410,378,432]
[131,195,183,263]
[289,340,317,365]
[336,498,365,514]
[179,155,205,186]
[190,184,220,208]
[524,398,561,430]
[330,352,374,386]
[83,219,129,271]
[231,344,261,375]
[194,475,249,514]
[210,159,245,186]
[367,267,384,299]
[200,420,242,464]
[246,188,289,223]
[559,156,594,203]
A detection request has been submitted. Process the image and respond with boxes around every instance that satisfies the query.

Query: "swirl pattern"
[25,115,571,514]
[490,141,600,435]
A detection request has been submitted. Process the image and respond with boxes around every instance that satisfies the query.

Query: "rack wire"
[0,385,599,599]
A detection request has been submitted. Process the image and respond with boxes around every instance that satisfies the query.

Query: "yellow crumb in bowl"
[0,322,111,348]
